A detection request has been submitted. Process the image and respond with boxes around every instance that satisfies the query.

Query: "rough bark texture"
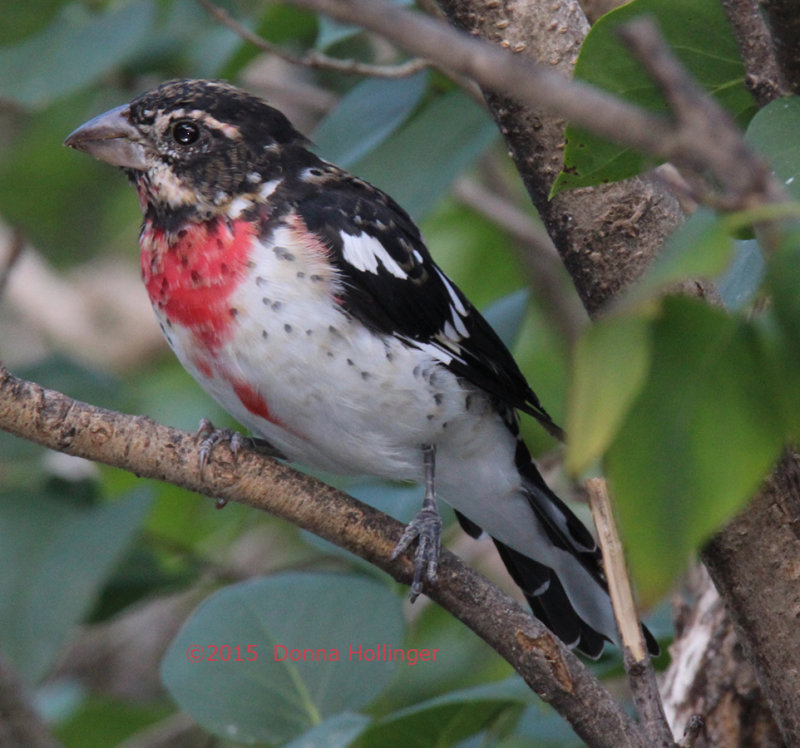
[662,566,784,747]
[702,452,800,745]
[436,0,684,316]
[720,0,788,104]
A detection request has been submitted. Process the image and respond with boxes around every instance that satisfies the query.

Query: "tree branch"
[0,364,648,747]
[760,0,800,94]
[194,0,430,78]
[719,0,788,104]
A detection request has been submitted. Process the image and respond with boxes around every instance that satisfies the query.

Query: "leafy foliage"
[0,0,798,744]
[552,0,756,194]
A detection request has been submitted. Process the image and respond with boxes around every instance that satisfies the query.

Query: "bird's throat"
[140,217,255,353]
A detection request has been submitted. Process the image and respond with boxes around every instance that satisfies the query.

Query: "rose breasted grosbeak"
[65,79,656,658]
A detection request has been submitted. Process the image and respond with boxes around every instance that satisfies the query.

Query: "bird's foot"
[391,444,441,602]
[195,418,285,470]
[390,498,442,602]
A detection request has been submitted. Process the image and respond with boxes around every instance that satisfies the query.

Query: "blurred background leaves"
[1,0,796,744]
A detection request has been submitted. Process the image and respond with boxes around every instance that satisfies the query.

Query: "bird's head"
[65,79,308,221]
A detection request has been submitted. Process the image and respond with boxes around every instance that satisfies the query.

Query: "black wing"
[293,163,563,439]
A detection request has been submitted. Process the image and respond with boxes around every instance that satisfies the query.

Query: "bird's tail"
[459,442,658,659]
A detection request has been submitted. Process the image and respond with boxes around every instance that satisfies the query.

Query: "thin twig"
[283,0,786,211]
[586,478,676,747]
[194,0,430,78]
[0,364,649,747]
[0,228,25,300]
[0,652,61,747]
[453,177,587,347]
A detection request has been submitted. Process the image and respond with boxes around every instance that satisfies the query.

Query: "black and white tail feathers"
[456,443,658,659]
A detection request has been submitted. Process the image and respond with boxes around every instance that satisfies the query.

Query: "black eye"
[172,120,200,145]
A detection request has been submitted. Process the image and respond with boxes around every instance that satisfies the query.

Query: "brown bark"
[436,0,684,316]
[662,566,784,747]
[702,452,800,745]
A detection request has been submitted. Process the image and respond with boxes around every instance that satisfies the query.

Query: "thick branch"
[0,364,647,747]
[702,451,800,744]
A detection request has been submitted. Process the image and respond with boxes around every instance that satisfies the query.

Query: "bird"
[65,79,656,658]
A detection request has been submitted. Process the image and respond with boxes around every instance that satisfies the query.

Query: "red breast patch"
[141,219,255,353]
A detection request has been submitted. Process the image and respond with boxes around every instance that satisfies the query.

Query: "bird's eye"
[171,120,200,145]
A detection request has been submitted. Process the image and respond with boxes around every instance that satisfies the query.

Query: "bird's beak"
[64,104,149,171]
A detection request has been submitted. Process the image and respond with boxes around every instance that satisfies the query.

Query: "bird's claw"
[391,502,442,602]
[195,418,285,470]
[195,419,247,470]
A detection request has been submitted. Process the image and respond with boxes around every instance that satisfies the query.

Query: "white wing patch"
[341,232,407,280]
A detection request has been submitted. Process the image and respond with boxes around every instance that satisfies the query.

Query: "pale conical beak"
[64,104,149,170]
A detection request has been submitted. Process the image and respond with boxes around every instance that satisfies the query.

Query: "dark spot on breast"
[256,276,267,286]
[262,297,271,306]
[297,271,306,279]
[274,246,295,261]
[361,371,371,380]
[310,274,323,283]
[229,307,238,317]
[433,393,444,406]
[306,329,313,336]
[272,301,282,311]
[262,330,269,339]
[284,323,293,333]
[347,358,355,366]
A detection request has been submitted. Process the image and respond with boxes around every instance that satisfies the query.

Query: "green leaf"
[622,208,736,309]
[606,298,785,603]
[746,96,800,199]
[161,573,405,745]
[482,289,530,350]
[0,487,153,683]
[0,1,155,109]
[313,72,429,167]
[566,315,651,474]
[352,91,498,221]
[352,679,528,748]
[716,239,764,310]
[284,712,372,748]
[552,0,755,194]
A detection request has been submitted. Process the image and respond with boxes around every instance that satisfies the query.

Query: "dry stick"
[0,365,648,748]
[586,479,676,747]
[194,0,429,78]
